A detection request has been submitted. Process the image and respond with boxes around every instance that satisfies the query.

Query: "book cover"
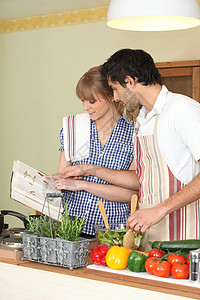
[10,160,63,220]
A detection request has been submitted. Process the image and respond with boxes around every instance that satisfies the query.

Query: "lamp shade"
[107,0,200,31]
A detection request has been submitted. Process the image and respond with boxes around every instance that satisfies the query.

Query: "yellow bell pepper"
[106,246,130,270]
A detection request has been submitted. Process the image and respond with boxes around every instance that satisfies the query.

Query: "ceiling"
[0,0,110,21]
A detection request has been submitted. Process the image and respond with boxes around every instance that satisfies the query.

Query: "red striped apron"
[134,116,200,242]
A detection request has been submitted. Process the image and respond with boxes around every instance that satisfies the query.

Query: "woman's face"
[81,96,111,122]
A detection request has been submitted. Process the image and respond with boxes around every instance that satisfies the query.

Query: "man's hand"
[60,164,96,178]
[44,174,62,180]
[126,206,166,234]
[44,164,95,180]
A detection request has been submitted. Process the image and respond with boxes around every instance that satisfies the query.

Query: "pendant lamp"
[107,0,200,31]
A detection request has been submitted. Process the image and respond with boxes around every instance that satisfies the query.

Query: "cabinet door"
[126,60,200,121]
[157,61,200,103]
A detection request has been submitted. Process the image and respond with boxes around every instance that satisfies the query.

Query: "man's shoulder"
[166,92,200,116]
[121,114,135,128]
[167,91,199,106]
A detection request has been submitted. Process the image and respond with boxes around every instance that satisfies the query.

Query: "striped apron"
[134,116,200,242]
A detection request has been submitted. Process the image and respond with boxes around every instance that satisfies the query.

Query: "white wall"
[0,21,200,227]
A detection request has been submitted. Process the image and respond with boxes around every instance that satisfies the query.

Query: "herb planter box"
[22,232,90,270]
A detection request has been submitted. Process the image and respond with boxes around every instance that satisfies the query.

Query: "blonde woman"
[52,66,137,237]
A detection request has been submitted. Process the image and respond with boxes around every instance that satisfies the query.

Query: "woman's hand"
[53,178,87,191]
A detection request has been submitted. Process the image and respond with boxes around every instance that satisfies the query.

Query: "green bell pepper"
[127,251,148,272]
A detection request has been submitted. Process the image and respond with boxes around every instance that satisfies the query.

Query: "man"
[100,49,200,241]
[56,49,200,241]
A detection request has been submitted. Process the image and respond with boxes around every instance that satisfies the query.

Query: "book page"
[11,160,63,218]
[13,170,58,199]
[13,160,57,191]
[13,173,61,208]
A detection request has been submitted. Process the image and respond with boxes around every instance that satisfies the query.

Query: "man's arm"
[49,152,138,202]
[127,163,200,234]
[60,160,139,190]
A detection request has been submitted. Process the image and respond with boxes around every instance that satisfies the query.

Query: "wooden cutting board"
[85,264,200,297]
[0,247,23,261]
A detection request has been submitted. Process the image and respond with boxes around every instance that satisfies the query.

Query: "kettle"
[190,249,200,282]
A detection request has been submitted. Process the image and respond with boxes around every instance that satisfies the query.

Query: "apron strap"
[153,115,159,136]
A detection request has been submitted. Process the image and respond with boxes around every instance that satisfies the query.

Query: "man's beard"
[124,88,140,113]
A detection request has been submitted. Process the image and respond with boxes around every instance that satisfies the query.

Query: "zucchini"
[151,239,200,251]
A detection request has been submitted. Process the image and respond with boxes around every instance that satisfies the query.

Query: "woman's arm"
[57,151,72,173]
[53,177,138,203]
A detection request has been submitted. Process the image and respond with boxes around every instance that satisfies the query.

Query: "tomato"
[149,249,165,259]
[186,254,190,267]
[186,260,190,268]
[186,259,190,267]
[106,246,130,270]
[171,262,189,279]
[167,254,187,266]
[145,257,159,275]
[153,261,171,278]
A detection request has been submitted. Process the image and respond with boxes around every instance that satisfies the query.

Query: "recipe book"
[10,160,63,220]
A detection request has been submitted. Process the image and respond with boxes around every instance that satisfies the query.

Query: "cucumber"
[151,239,200,251]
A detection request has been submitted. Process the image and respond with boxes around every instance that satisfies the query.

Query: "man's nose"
[113,91,120,102]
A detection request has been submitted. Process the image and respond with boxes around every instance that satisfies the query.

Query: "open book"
[10,160,63,220]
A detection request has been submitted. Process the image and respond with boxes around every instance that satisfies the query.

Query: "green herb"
[26,204,85,241]
[26,214,58,238]
[56,209,85,241]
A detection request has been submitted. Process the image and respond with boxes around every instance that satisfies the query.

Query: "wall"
[0,14,200,227]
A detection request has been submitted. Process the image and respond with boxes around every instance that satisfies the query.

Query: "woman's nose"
[82,101,89,110]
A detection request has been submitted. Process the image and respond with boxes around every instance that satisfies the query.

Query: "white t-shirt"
[136,85,200,185]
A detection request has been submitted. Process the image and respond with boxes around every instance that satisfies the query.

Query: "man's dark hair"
[101,49,161,87]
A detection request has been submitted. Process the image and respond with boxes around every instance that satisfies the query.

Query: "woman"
[53,66,137,237]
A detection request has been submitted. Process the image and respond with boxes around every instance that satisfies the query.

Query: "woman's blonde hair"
[76,66,124,115]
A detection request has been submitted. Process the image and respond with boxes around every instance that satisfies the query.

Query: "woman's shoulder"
[113,115,134,144]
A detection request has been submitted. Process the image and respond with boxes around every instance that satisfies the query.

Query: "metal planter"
[22,232,89,270]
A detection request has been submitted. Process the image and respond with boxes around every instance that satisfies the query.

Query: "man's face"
[108,77,140,113]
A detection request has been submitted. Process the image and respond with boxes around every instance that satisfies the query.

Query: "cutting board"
[85,264,200,296]
[0,247,23,261]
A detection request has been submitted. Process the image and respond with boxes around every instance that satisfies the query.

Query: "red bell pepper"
[91,244,109,266]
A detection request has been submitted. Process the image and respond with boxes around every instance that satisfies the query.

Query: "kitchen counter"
[0,242,199,300]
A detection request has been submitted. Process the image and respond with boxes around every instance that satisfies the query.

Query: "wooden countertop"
[0,240,199,300]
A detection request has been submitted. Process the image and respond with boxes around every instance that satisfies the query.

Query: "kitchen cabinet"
[0,260,199,300]
[0,238,199,300]
[126,60,200,121]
